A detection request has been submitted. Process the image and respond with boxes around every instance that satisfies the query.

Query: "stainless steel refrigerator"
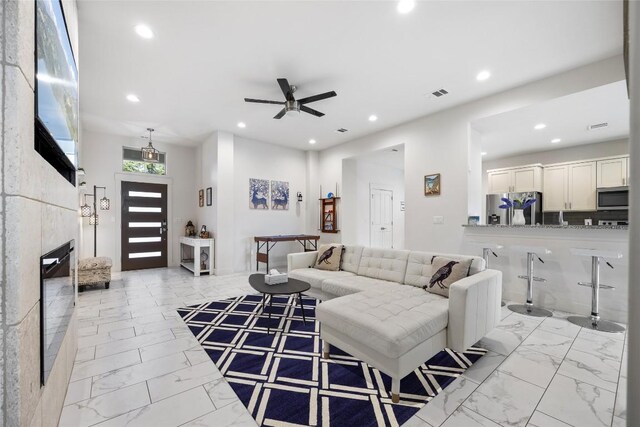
[486,192,543,225]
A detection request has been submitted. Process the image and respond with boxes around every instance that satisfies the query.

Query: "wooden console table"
[180,237,215,276]
[254,234,320,272]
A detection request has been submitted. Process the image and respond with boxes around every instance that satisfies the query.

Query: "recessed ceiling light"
[237,122,246,128]
[534,123,546,130]
[481,152,488,156]
[551,138,561,144]
[135,24,154,39]
[476,70,491,81]
[368,115,378,122]
[309,139,316,145]
[126,94,140,103]
[397,0,415,14]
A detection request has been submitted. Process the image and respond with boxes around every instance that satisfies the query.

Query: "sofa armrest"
[287,251,318,272]
[447,269,502,353]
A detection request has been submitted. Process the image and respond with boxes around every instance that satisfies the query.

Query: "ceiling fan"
[244,78,337,119]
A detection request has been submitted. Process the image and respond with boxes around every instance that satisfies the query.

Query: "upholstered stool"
[77,257,112,292]
[508,245,552,317]
[567,248,625,333]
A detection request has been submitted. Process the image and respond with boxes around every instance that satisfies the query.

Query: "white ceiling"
[473,80,629,160]
[352,144,405,171]
[77,0,623,150]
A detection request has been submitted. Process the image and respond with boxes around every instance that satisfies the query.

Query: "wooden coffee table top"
[248,273,311,295]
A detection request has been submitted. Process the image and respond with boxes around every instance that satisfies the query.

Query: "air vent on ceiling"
[336,128,349,133]
[588,122,608,130]
[431,88,449,97]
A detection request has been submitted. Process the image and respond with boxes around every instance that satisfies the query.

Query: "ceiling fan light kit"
[245,78,337,119]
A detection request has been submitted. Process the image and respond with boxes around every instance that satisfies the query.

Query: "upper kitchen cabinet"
[487,165,543,194]
[543,161,596,211]
[597,156,629,188]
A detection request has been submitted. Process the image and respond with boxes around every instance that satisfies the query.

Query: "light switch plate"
[433,216,444,224]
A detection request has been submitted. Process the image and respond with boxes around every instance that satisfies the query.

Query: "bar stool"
[568,248,625,333]
[470,242,506,307]
[508,245,553,317]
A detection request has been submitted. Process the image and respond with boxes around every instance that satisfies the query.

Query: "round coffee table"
[249,273,311,333]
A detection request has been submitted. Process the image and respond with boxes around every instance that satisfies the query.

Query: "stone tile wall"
[1,0,80,425]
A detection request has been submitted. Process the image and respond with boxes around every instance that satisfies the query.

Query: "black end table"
[249,273,311,333]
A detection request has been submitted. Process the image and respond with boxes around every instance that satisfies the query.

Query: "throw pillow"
[423,256,473,298]
[315,244,344,271]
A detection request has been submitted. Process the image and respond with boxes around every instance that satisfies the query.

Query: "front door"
[370,188,393,248]
[121,181,168,271]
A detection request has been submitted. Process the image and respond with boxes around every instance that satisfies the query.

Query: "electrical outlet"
[433,216,444,224]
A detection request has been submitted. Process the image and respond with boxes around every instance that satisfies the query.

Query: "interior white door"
[370,188,393,249]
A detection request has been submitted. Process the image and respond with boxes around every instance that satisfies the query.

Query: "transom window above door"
[122,147,166,175]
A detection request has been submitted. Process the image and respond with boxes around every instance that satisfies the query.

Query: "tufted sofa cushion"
[404,252,485,288]
[316,287,449,358]
[357,248,410,283]
[322,275,402,298]
[340,245,364,274]
[288,268,355,290]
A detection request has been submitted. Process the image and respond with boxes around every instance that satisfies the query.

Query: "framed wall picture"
[270,180,289,210]
[206,187,212,206]
[249,178,269,209]
[424,173,441,196]
[199,189,204,207]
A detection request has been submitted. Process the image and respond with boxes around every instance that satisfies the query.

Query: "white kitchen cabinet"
[543,165,568,212]
[597,156,629,188]
[543,161,596,211]
[487,165,543,194]
[568,162,597,211]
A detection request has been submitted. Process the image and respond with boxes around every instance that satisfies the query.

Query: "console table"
[254,234,320,272]
[180,237,215,276]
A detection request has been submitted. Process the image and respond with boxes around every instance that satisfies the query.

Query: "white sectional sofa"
[287,246,502,403]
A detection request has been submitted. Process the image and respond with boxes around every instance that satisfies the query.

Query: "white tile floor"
[59,268,628,427]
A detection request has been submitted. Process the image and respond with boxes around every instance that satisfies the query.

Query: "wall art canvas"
[424,173,441,196]
[206,187,212,206]
[249,178,269,209]
[271,180,289,210]
[199,189,204,207]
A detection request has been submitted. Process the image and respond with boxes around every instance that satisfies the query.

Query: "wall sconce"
[297,192,303,202]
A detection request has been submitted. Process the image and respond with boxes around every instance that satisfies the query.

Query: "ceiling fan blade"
[300,105,325,117]
[273,108,287,119]
[297,91,337,104]
[277,78,294,101]
[244,98,285,105]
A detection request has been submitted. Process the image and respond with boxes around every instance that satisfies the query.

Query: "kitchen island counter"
[463,224,628,230]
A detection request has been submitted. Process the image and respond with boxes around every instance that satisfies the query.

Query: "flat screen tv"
[35,0,78,182]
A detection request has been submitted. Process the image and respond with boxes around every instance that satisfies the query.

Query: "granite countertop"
[463,224,628,230]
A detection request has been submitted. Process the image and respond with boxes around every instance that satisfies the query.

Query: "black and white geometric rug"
[177,294,486,427]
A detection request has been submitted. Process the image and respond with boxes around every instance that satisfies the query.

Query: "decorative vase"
[512,209,526,225]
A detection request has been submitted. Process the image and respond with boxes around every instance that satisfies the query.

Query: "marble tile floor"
[59,267,628,427]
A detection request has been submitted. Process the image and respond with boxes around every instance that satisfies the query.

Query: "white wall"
[317,56,625,254]
[342,158,405,249]
[80,130,197,271]
[232,137,307,272]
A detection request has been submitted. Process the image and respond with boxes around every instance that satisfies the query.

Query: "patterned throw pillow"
[423,256,473,298]
[315,244,344,271]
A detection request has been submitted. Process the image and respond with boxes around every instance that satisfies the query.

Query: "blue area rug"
[177,294,486,427]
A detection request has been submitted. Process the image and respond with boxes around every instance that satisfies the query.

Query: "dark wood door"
[121,181,168,271]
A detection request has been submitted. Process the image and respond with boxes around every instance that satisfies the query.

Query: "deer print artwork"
[271,180,289,210]
[249,178,269,210]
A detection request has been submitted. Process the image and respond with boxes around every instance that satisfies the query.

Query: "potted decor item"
[185,220,196,237]
[499,196,537,226]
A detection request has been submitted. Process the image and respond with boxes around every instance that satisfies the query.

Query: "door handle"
[380,227,386,230]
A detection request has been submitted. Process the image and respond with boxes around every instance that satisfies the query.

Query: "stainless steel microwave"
[596,186,629,211]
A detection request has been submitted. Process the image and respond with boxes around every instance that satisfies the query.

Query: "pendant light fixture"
[141,127,160,163]
[99,187,110,210]
[80,198,92,217]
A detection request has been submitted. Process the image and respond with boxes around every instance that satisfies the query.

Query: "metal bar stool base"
[567,316,625,333]
[508,304,553,317]
[501,301,506,307]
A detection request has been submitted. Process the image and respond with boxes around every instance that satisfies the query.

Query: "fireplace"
[40,240,75,385]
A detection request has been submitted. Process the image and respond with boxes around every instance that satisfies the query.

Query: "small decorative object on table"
[265,269,288,285]
[185,220,196,237]
[200,225,210,238]
[499,196,537,226]
[467,216,480,225]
